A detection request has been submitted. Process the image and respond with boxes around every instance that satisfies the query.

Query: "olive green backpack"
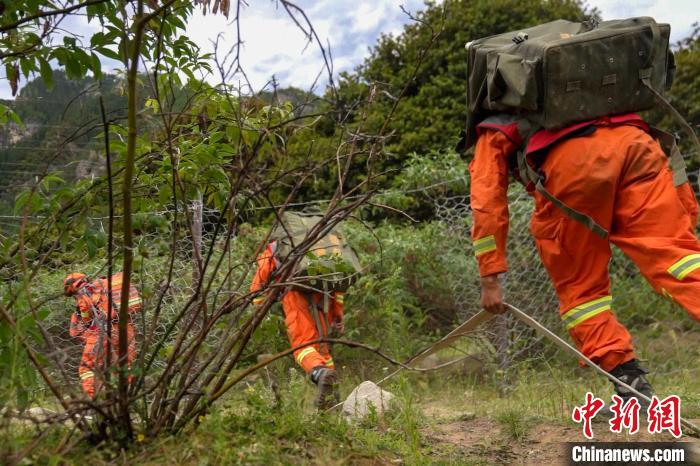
[270,212,362,293]
[463,17,698,151]
[462,16,700,238]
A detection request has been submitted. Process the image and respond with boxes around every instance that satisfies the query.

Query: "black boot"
[310,366,338,410]
[610,359,654,407]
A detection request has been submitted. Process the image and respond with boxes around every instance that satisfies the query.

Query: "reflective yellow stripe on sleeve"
[561,295,613,330]
[252,297,265,306]
[295,347,317,366]
[335,293,345,304]
[325,358,334,367]
[474,235,497,257]
[80,371,94,380]
[667,254,700,280]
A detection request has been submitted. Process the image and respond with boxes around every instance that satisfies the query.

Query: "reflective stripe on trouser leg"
[473,235,496,256]
[79,370,96,397]
[295,346,317,366]
[561,295,613,330]
[252,296,265,306]
[667,254,700,280]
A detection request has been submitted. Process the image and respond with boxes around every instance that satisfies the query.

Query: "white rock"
[342,381,394,420]
[26,407,56,422]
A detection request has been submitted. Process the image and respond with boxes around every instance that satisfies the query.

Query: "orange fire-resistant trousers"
[78,323,136,397]
[281,291,339,374]
[532,124,700,371]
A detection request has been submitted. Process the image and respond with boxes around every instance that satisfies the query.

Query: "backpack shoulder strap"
[533,178,609,238]
[648,126,689,187]
[639,70,700,161]
[269,241,281,268]
[516,126,609,238]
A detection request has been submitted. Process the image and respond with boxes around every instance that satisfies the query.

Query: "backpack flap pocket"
[485,52,539,111]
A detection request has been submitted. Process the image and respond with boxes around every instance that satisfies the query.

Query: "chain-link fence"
[2,169,699,402]
[431,186,559,371]
[428,171,700,382]
[1,204,253,403]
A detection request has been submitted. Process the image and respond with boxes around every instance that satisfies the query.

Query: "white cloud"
[352,3,392,33]
[183,0,424,93]
[591,0,699,43]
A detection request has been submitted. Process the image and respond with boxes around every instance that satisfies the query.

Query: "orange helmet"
[63,273,87,296]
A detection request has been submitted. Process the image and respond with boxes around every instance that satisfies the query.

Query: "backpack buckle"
[537,170,546,183]
[512,32,529,44]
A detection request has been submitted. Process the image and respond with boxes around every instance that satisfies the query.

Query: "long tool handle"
[505,303,700,438]
[374,310,495,385]
[325,310,494,412]
[408,309,495,365]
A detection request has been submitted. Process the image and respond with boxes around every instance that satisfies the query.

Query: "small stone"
[26,407,56,422]
[342,381,394,420]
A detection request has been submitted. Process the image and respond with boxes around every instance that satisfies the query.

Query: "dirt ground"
[421,402,700,465]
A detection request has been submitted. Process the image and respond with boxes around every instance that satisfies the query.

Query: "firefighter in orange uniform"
[469,113,700,402]
[251,242,345,409]
[64,273,139,397]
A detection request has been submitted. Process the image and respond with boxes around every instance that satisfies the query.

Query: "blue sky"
[1,0,699,98]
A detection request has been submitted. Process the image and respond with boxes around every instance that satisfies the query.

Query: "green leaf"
[8,108,23,127]
[39,58,53,90]
[53,187,76,201]
[208,131,224,144]
[225,125,240,144]
[64,56,82,79]
[95,46,122,62]
[51,47,69,65]
[145,98,160,113]
[182,67,195,83]
[73,48,94,68]
[90,32,105,48]
[203,168,229,184]
[158,185,173,205]
[169,15,187,31]
[14,191,40,215]
[90,52,102,79]
[41,174,64,190]
[83,229,101,258]
[19,57,34,78]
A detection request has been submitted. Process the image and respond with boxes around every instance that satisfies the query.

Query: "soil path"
[420,402,700,465]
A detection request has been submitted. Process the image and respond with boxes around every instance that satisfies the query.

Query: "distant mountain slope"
[0,72,319,216]
[0,71,131,214]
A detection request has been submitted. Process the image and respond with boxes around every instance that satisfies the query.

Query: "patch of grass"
[495,409,531,441]
[138,375,451,465]
[6,321,698,465]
